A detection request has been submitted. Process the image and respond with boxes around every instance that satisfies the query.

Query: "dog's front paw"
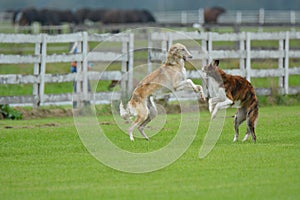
[194,85,203,93]
[208,99,214,113]
[129,135,134,141]
[211,113,217,120]
[199,92,206,103]
[211,108,218,120]
[233,135,238,142]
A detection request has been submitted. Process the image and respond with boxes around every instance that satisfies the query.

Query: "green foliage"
[0,104,23,120]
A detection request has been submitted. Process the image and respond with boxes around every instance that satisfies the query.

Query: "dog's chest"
[181,67,187,78]
[174,67,187,83]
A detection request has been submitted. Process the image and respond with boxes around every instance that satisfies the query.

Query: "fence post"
[290,11,296,32]
[200,33,209,98]
[198,9,204,26]
[82,32,89,104]
[201,32,208,66]
[258,8,265,24]
[246,32,251,81]
[161,33,168,63]
[32,22,40,34]
[258,9,264,32]
[147,33,153,74]
[75,38,83,108]
[38,34,47,106]
[121,36,128,100]
[127,33,134,96]
[283,32,290,95]
[120,33,134,100]
[207,32,212,63]
[236,11,242,24]
[33,34,42,108]
[234,11,242,33]
[239,32,246,77]
[167,32,173,51]
[278,39,284,90]
[201,32,212,65]
[181,11,187,24]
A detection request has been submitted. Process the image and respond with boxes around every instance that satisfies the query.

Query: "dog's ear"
[213,60,219,66]
[168,45,177,54]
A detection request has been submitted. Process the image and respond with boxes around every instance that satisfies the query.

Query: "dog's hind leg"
[128,122,138,141]
[147,96,158,120]
[137,97,158,140]
[244,107,258,142]
[138,117,151,140]
[129,115,148,141]
[128,102,150,141]
[234,108,247,142]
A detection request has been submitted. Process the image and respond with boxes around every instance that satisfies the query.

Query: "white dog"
[120,43,206,141]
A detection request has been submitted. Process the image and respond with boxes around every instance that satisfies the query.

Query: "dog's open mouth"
[183,55,192,61]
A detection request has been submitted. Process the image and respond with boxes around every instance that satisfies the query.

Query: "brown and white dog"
[120,43,206,141]
[202,60,258,142]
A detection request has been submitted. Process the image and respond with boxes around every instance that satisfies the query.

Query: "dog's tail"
[119,101,129,120]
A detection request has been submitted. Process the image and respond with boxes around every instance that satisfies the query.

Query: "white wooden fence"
[148,31,300,96]
[1,9,300,35]
[0,32,134,107]
[153,9,300,25]
[1,31,300,107]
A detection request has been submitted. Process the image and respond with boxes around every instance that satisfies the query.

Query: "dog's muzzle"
[183,55,192,61]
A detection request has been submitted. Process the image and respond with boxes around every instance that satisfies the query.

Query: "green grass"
[0,106,300,199]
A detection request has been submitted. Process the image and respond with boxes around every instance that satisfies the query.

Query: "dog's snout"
[185,50,192,59]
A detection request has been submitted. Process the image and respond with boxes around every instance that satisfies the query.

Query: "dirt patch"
[10,102,207,120]
[99,121,114,125]
[37,123,59,127]
[2,123,60,129]
[15,107,73,120]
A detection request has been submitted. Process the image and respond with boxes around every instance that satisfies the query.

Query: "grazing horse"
[204,6,225,24]
[102,9,156,24]
[16,7,40,26]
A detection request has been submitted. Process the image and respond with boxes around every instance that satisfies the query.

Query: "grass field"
[1,105,300,199]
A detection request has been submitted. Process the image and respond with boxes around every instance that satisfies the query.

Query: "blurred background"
[1,0,300,11]
[1,0,300,33]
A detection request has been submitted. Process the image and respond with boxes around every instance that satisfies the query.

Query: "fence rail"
[148,31,300,96]
[0,31,300,107]
[1,9,300,34]
[0,32,134,107]
[153,9,300,25]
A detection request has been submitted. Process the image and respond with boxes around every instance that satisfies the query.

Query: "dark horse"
[14,8,76,26]
[204,6,225,23]
[13,8,77,33]
[204,6,225,31]
[75,8,156,24]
